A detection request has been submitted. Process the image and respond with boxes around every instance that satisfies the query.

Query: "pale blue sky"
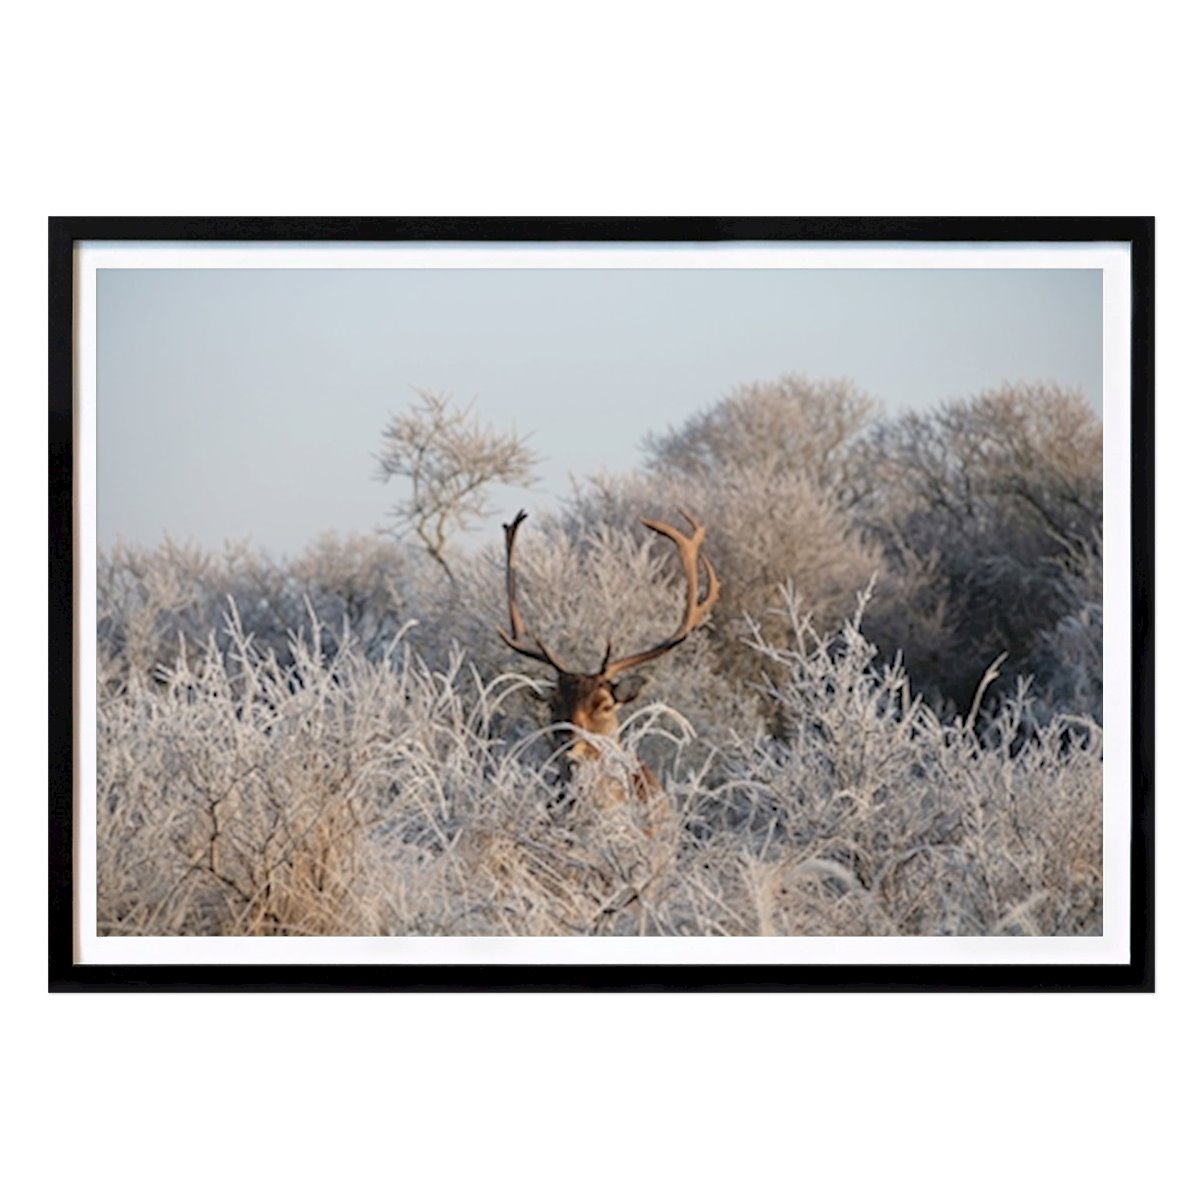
[97,267,1102,555]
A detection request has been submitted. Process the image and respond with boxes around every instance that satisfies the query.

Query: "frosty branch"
[377,389,540,581]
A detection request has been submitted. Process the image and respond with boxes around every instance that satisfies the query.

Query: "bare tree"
[377,389,540,580]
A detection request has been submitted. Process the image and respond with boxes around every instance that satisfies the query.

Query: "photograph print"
[54,219,1151,987]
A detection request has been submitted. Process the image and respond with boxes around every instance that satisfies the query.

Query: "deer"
[448,508,721,933]
[496,508,720,889]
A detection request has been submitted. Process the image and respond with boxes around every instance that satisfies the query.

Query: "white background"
[3,2,1191,1198]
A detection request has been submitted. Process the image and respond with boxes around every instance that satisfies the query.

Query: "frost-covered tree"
[565,375,949,692]
[851,383,1102,711]
[643,373,878,499]
[560,465,893,676]
[377,388,540,580]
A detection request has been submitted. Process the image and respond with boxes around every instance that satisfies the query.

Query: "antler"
[496,509,570,673]
[600,509,720,679]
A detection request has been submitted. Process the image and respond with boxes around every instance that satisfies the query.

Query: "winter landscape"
[95,265,1103,937]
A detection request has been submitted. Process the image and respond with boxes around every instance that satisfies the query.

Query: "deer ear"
[611,674,648,704]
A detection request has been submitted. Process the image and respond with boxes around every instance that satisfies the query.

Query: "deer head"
[497,508,720,767]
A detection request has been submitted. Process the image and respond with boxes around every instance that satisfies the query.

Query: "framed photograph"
[49,217,1153,991]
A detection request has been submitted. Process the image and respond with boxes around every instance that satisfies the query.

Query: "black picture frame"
[49,216,1154,992]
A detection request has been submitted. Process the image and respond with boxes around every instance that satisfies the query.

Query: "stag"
[497,508,719,821]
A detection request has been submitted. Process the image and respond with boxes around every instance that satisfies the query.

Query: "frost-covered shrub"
[98,595,706,936]
[690,588,1103,936]
[97,587,1102,938]
[98,534,430,683]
